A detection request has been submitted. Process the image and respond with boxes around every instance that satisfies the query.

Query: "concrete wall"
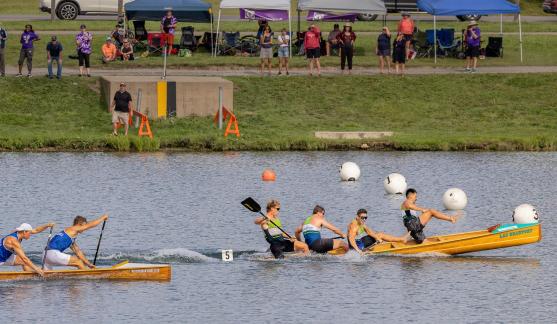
[100,76,233,119]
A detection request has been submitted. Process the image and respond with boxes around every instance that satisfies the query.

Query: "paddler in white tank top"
[347,208,409,254]
[295,205,349,254]
[254,200,309,259]
[401,188,460,244]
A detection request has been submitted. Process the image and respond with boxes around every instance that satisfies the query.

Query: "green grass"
[0,0,552,16]
[1,74,557,151]
[1,33,555,70]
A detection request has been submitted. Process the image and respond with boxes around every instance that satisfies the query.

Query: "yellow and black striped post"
[156,80,177,118]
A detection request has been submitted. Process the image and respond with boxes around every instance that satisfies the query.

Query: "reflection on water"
[0,152,555,323]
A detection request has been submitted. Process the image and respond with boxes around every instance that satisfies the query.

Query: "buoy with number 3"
[383,173,407,194]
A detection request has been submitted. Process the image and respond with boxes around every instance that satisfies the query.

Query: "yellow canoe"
[0,261,171,281]
[363,223,542,256]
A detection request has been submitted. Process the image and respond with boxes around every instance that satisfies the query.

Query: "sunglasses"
[360,215,368,220]
[275,207,281,211]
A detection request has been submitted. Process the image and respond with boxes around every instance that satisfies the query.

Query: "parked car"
[40,0,132,20]
[357,0,481,21]
[543,0,557,14]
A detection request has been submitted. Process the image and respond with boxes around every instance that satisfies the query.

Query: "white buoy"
[383,173,407,194]
[512,204,539,224]
[442,188,468,210]
[339,162,361,181]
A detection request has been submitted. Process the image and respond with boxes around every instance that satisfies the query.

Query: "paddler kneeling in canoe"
[401,188,459,244]
[43,214,108,270]
[295,205,349,254]
[0,223,55,277]
[347,208,409,255]
[254,200,309,259]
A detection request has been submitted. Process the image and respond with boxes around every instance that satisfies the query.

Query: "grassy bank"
[1,74,556,151]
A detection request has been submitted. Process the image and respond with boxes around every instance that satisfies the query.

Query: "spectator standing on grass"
[0,25,6,77]
[464,21,481,72]
[76,24,92,77]
[102,37,118,63]
[17,24,40,77]
[257,20,271,40]
[326,24,340,56]
[110,82,133,136]
[259,25,273,76]
[397,12,414,60]
[393,33,406,75]
[121,38,134,61]
[46,36,63,80]
[111,24,124,47]
[277,28,290,75]
[336,23,356,75]
[376,26,392,74]
[304,24,321,77]
[161,10,177,54]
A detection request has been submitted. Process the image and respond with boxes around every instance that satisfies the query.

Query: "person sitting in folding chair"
[161,10,177,54]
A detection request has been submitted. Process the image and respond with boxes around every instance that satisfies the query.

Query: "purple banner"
[240,8,289,21]
[306,10,358,22]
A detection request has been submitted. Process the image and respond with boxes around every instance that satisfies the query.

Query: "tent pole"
[289,9,292,58]
[211,12,214,57]
[434,15,437,64]
[297,9,300,34]
[500,14,503,35]
[518,14,523,63]
[216,9,221,56]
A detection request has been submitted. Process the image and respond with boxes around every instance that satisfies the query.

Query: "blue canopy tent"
[125,0,212,22]
[416,0,522,63]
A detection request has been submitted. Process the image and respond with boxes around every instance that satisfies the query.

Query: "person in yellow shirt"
[101,37,118,63]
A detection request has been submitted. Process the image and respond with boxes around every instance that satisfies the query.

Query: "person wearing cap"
[17,24,40,77]
[161,10,177,54]
[347,209,409,255]
[102,37,118,63]
[0,222,55,276]
[76,24,93,77]
[43,214,108,270]
[254,200,309,259]
[46,35,63,79]
[110,82,133,136]
[0,24,7,77]
[336,22,356,75]
[464,21,481,72]
[120,38,134,61]
[326,24,341,56]
[376,26,392,74]
[397,12,415,59]
[304,24,322,77]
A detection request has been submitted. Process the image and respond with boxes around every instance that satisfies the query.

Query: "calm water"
[0,152,554,323]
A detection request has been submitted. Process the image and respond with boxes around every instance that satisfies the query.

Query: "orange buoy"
[261,169,276,182]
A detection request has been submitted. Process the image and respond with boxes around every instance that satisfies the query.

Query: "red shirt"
[398,18,415,35]
[336,31,356,45]
[304,27,321,50]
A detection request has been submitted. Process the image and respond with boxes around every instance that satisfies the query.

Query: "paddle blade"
[241,197,261,213]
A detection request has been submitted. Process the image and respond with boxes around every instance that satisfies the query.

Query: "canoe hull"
[366,223,541,256]
[0,262,171,281]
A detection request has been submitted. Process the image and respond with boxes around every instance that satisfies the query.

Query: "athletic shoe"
[15,73,23,77]
[471,68,478,73]
[464,68,471,72]
[27,74,32,78]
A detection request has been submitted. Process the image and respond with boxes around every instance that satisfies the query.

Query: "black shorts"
[269,239,295,259]
[349,235,377,250]
[403,34,413,42]
[306,48,321,59]
[393,49,406,64]
[466,45,480,58]
[403,217,426,244]
[308,238,334,253]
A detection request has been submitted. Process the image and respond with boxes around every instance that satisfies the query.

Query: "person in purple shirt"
[17,24,40,77]
[464,21,481,72]
[161,10,177,54]
[76,24,93,77]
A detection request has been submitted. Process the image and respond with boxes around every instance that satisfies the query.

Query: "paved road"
[3,65,557,77]
[1,14,556,22]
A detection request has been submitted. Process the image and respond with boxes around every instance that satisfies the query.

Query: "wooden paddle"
[241,197,293,239]
[93,220,107,266]
[41,225,54,270]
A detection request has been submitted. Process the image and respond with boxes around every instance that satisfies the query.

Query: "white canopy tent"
[297,0,387,32]
[215,0,292,57]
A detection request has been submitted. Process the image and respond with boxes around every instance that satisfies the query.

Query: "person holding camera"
[464,21,481,72]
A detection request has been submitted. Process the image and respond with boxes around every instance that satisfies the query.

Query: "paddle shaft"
[93,220,106,266]
[258,211,293,239]
[41,226,54,270]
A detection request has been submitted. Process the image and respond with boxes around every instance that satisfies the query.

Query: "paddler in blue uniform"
[347,208,409,254]
[43,214,108,270]
[254,200,309,259]
[0,222,55,277]
[295,205,349,254]
[401,188,459,244]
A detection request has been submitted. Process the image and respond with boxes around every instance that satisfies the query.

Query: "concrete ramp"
[314,131,393,139]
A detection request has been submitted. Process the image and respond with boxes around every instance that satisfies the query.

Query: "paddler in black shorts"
[254,200,309,259]
[295,205,349,254]
[347,208,409,254]
[401,188,460,244]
